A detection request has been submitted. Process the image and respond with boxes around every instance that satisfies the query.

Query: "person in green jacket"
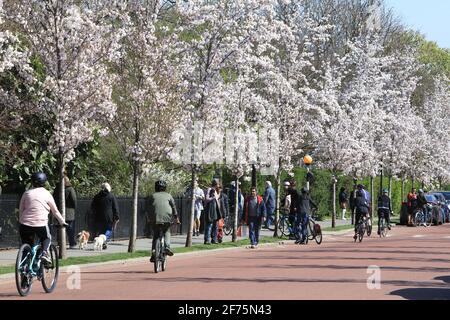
[147,180,180,262]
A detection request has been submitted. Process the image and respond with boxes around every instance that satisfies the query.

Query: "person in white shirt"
[191,180,205,237]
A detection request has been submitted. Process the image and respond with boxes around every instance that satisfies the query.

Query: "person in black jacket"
[288,181,300,240]
[295,188,318,244]
[377,189,392,235]
[339,187,348,221]
[91,183,120,247]
[53,176,77,249]
[353,190,369,241]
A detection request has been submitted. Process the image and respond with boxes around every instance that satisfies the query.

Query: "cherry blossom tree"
[173,0,277,245]
[260,0,335,236]
[0,6,37,160]
[419,76,450,188]
[108,1,186,252]
[6,0,118,257]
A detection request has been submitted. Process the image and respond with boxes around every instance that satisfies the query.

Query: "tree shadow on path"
[390,275,450,300]
[390,288,450,300]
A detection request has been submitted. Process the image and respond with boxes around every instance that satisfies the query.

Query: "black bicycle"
[379,214,390,238]
[278,209,294,238]
[153,227,168,274]
[224,214,234,236]
[307,210,323,245]
[355,214,371,243]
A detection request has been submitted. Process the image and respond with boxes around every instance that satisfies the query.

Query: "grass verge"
[0,236,284,276]
[322,225,354,232]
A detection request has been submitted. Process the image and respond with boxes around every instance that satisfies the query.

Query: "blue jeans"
[265,208,275,227]
[288,214,297,236]
[248,216,261,246]
[295,213,309,242]
[204,221,218,243]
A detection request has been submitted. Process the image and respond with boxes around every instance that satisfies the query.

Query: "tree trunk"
[388,176,393,200]
[401,177,405,203]
[185,169,197,247]
[232,177,240,242]
[379,166,383,196]
[370,177,374,219]
[332,177,336,229]
[128,160,140,253]
[57,151,66,259]
[352,178,357,225]
[273,164,281,238]
[411,176,415,189]
[251,164,257,188]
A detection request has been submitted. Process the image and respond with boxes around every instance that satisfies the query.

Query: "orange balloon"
[303,155,313,165]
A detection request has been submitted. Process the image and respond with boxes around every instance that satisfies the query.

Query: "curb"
[0,241,284,283]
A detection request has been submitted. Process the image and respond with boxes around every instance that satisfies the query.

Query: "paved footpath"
[1,222,450,300]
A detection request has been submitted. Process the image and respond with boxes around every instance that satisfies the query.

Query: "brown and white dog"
[77,231,90,250]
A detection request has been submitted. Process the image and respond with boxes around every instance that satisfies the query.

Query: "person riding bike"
[18,173,68,265]
[353,190,369,241]
[416,189,429,219]
[295,188,318,245]
[377,189,392,235]
[147,180,180,263]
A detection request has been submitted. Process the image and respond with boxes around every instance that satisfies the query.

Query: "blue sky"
[386,0,450,48]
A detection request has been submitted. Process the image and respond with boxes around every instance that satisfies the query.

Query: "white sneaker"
[40,252,52,265]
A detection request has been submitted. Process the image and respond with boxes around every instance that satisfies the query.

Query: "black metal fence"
[0,194,192,249]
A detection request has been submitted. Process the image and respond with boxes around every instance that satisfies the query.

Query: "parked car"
[429,192,450,223]
[437,191,450,202]
[425,194,445,225]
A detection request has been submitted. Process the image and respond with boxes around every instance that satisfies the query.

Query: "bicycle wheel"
[380,218,387,238]
[154,238,161,273]
[224,216,233,236]
[414,211,423,227]
[41,244,59,293]
[278,217,289,238]
[425,211,433,227]
[308,220,315,241]
[267,215,276,232]
[15,244,33,297]
[358,224,364,243]
[161,255,167,272]
[313,223,323,245]
[366,219,372,237]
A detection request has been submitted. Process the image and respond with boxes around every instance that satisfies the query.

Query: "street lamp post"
[332,175,338,229]
[303,155,313,192]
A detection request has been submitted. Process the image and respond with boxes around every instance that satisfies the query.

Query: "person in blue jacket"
[242,187,266,249]
[263,181,276,229]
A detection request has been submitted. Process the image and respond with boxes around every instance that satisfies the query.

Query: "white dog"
[77,231,90,250]
[93,234,107,251]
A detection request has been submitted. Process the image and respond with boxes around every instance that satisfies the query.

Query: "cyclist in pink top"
[19,173,67,265]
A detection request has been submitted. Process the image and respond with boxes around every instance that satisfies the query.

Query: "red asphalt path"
[1,224,450,300]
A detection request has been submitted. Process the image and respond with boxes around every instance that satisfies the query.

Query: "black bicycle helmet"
[155,180,167,192]
[31,172,47,187]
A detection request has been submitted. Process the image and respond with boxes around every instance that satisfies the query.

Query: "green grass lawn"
[322,224,354,232]
[0,236,286,276]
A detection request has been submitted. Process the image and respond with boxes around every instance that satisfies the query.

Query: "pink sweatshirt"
[19,187,66,227]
